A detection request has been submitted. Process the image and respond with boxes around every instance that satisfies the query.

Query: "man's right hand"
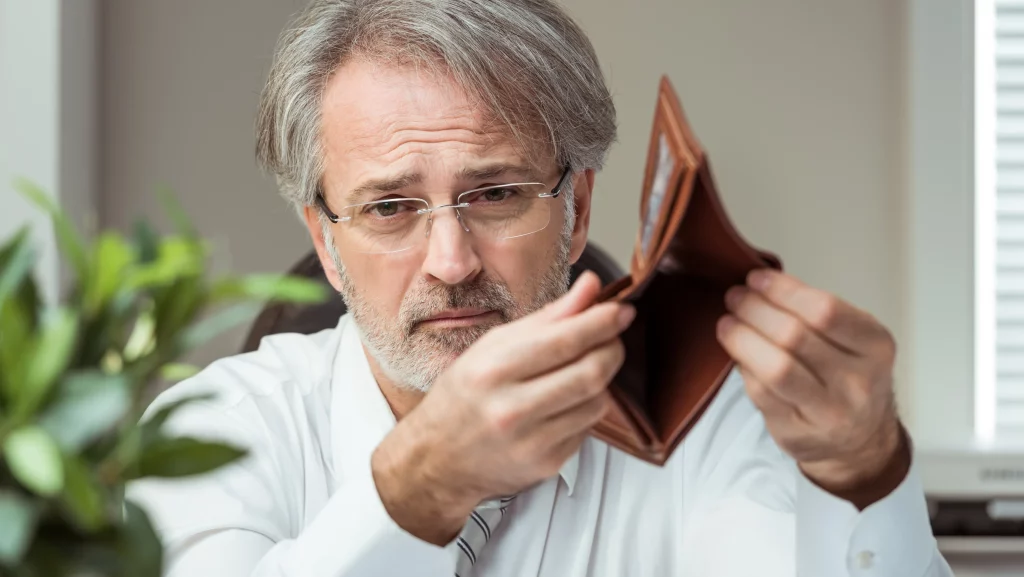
[370,271,634,545]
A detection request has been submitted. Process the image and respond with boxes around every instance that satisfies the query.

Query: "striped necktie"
[453,495,516,577]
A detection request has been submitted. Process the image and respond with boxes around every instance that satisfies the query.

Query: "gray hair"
[255,0,617,213]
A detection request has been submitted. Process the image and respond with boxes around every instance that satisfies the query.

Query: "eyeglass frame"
[314,164,574,225]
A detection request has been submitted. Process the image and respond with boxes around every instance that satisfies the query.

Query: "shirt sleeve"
[125,371,456,577]
[132,467,457,577]
[796,455,954,577]
[679,370,954,577]
[253,467,457,576]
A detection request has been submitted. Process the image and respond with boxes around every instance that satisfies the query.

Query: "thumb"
[533,270,602,322]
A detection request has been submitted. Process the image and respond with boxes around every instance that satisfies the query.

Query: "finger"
[739,368,830,463]
[716,314,829,412]
[745,269,888,355]
[737,367,797,421]
[724,285,852,385]
[515,428,591,485]
[514,338,624,422]
[545,429,590,473]
[530,390,612,445]
[531,270,603,323]
[491,300,634,381]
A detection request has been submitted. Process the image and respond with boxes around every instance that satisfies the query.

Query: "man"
[127,1,953,575]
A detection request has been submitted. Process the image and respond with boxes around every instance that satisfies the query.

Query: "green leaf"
[0,294,34,401]
[84,232,136,315]
[157,187,197,239]
[61,454,106,533]
[0,490,39,565]
[151,276,205,354]
[38,371,130,451]
[211,274,328,304]
[17,531,120,576]
[139,394,214,444]
[73,290,130,369]
[123,309,156,362]
[115,501,163,577]
[158,362,200,382]
[12,308,79,417]
[14,178,89,284]
[110,427,142,481]
[125,237,203,291]
[133,437,245,479]
[0,227,42,398]
[179,302,262,352]
[14,178,57,212]
[3,426,64,496]
[0,226,35,304]
[133,219,159,264]
[101,349,125,374]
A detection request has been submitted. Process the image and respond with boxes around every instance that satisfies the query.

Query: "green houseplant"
[0,181,327,576]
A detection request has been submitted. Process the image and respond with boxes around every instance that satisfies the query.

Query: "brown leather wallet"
[590,76,783,466]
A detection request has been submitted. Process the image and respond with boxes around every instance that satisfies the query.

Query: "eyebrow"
[342,162,539,206]
[456,163,538,183]
[344,172,423,205]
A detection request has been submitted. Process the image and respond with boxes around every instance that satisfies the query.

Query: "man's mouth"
[416,308,500,329]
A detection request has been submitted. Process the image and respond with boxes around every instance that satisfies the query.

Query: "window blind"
[995,0,1024,434]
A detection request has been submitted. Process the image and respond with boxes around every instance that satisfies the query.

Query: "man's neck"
[361,343,426,421]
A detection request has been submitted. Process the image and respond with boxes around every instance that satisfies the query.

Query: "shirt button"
[855,550,876,569]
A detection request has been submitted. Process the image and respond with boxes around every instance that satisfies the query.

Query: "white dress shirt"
[127,314,953,577]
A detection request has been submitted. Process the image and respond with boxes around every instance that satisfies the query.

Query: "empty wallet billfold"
[590,76,783,466]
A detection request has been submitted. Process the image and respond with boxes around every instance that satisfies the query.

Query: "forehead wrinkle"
[377,134,512,165]
[319,60,554,198]
[347,101,502,155]
[336,107,517,166]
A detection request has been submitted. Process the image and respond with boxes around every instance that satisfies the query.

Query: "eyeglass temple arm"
[547,164,573,198]
[315,192,341,224]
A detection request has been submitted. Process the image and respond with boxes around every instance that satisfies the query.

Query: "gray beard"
[328,234,573,392]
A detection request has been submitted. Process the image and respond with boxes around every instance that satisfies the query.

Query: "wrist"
[371,424,476,545]
[799,418,910,510]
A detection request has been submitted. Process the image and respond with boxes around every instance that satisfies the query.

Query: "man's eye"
[481,187,515,202]
[368,201,401,217]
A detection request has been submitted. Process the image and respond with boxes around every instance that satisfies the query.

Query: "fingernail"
[717,314,736,336]
[725,286,746,309]
[575,270,596,290]
[748,269,771,291]
[618,305,636,328]
[566,274,586,296]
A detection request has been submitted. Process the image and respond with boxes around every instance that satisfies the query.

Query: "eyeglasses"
[316,165,572,254]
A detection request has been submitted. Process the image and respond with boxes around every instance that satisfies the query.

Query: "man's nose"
[420,209,482,285]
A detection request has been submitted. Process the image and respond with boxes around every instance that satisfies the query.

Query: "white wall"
[0,0,61,303]
[59,0,99,248]
[559,0,912,420]
[0,0,98,303]
[907,0,976,450]
[101,0,308,368]
[99,0,913,422]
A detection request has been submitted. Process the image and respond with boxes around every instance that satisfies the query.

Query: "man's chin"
[414,325,492,356]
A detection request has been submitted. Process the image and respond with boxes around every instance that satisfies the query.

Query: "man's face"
[304,58,594,391]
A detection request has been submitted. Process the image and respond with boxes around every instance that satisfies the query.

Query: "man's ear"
[302,205,345,293]
[568,168,595,265]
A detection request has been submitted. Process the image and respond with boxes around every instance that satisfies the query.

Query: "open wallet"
[589,76,784,466]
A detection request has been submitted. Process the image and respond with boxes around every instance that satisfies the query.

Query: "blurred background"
[0,0,1017,573]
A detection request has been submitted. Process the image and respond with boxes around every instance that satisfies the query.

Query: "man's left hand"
[716,268,909,509]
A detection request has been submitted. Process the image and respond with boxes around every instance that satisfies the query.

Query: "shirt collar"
[331,314,579,496]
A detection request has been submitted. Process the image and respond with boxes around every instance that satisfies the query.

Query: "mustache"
[401,277,517,332]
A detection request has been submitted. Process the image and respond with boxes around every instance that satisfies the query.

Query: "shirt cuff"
[280,467,456,577]
[796,460,938,576]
